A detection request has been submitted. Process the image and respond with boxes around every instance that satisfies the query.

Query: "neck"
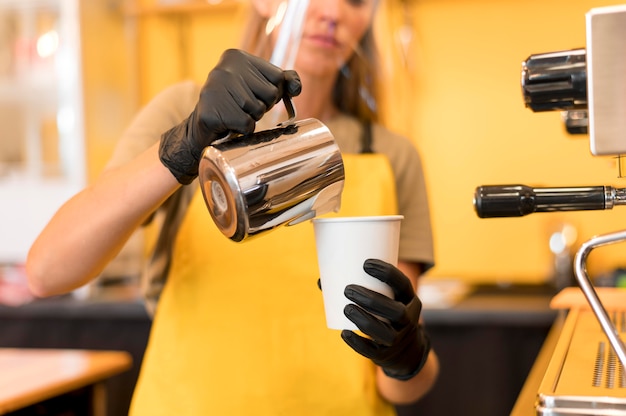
[291,72,339,122]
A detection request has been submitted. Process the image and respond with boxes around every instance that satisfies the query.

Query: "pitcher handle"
[211,95,298,146]
[277,95,297,127]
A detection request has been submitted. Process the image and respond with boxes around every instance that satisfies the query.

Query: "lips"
[304,33,341,49]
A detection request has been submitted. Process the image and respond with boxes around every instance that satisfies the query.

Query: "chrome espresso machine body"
[473,5,626,415]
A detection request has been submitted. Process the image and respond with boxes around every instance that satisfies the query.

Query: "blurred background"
[2,0,626,285]
[4,2,626,415]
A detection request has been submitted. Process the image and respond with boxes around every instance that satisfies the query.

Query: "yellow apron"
[130,154,399,415]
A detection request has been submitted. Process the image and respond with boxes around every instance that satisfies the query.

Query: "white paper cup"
[312,215,404,330]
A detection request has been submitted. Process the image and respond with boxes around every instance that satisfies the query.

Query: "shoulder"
[372,124,418,155]
[153,80,201,109]
[370,124,425,181]
[128,79,200,132]
[107,80,201,169]
[143,80,200,124]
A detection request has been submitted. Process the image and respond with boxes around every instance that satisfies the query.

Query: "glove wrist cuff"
[159,121,200,185]
[383,326,432,381]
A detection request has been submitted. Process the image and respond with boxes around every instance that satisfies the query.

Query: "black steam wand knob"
[521,49,588,112]
[473,185,626,218]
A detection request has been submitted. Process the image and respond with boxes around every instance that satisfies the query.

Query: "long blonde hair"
[239,4,382,124]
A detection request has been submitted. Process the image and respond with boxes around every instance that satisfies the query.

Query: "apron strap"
[360,121,374,154]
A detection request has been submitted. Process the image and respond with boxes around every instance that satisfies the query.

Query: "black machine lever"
[473,185,626,218]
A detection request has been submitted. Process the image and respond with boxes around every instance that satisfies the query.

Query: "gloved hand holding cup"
[313,215,432,380]
[312,215,404,330]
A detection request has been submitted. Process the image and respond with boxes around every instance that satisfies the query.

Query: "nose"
[309,0,342,26]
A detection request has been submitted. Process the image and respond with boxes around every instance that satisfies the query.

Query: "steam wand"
[473,183,626,368]
[574,230,626,369]
[474,184,626,218]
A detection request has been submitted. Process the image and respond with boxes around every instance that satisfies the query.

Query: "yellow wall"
[388,0,626,283]
[132,0,244,102]
[86,0,626,284]
[80,0,136,179]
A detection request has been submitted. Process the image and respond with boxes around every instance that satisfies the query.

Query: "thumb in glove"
[341,258,431,381]
[159,49,302,184]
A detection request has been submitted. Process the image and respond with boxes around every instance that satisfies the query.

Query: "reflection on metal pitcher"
[198,107,345,242]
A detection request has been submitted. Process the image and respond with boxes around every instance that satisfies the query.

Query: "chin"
[295,52,344,78]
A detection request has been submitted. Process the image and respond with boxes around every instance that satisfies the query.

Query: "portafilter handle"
[473,184,626,218]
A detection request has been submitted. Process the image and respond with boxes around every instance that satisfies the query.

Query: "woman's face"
[259,0,376,77]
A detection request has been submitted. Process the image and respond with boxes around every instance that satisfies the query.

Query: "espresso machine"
[473,5,626,414]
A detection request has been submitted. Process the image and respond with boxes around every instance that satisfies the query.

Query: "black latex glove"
[159,49,302,184]
[341,259,431,381]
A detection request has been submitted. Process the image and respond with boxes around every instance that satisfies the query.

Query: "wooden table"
[0,348,132,415]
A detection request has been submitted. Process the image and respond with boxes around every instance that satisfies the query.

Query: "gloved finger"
[344,284,406,324]
[284,70,302,97]
[232,72,284,118]
[363,259,415,305]
[228,84,273,122]
[196,95,258,138]
[206,71,273,123]
[405,297,423,326]
[230,50,298,107]
[239,49,287,85]
[344,303,397,346]
[341,329,390,361]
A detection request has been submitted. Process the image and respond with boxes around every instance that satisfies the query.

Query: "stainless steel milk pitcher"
[198,98,345,242]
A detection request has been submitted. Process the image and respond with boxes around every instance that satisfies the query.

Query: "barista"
[26,0,438,414]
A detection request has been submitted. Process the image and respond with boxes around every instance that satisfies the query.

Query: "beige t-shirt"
[107,80,435,314]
